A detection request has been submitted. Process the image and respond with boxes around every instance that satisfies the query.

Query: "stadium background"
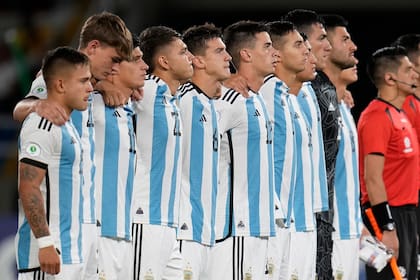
[0,0,419,278]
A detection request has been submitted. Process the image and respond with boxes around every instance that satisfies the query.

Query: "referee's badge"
[26,143,41,157]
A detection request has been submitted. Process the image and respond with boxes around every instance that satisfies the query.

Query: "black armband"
[371,202,395,231]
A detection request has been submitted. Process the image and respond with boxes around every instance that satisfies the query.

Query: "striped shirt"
[216,86,276,238]
[333,101,361,240]
[259,75,296,227]
[297,82,328,213]
[92,93,136,240]
[176,82,219,246]
[132,75,182,228]
[27,75,96,224]
[17,113,83,270]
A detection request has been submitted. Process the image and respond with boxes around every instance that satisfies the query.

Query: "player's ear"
[157,55,170,70]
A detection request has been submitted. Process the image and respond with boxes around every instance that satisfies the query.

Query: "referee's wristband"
[371,202,394,230]
[37,235,54,249]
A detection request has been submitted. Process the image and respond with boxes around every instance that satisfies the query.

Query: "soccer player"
[359,46,419,280]
[12,11,133,280]
[331,62,362,280]
[175,23,231,279]
[94,34,148,280]
[261,21,317,280]
[131,26,192,280]
[214,20,279,280]
[16,46,92,279]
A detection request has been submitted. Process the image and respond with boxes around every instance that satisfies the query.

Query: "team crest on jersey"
[26,143,41,157]
[31,86,46,95]
[144,268,154,280]
[403,136,413,153]
[245,267,252,280]
[183,263,193,280]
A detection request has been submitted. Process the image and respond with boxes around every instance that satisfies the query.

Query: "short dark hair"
[366,46,408,87]
[223,20,268,67]
[139,26,181,73]
[392,34,420,66]
[182,23,223,56]
[42,46,89,89]
[320,14,349,31]
[266,21,296,49]
[283,9,324,36]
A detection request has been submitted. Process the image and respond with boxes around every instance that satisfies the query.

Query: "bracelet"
[371,202,394,230]
[37,235,54,249]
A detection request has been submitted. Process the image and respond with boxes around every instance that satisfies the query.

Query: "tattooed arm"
[18,161,61,275]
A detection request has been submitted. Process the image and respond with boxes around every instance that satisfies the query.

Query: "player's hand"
[131,88,144,101]
[35,99,68,126]
[39,246,61,275]
[96,79,128,107]
[223,74,249,97]
[381,229,399,260]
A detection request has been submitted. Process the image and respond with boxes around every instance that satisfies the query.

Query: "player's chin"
[75,102,89,111]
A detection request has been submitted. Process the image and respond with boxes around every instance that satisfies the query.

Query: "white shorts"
[97,236,133,280]
[207,236,268,280]
[132,223,182,280]
[332,238,359,280]
[287,230,317,280]
[81,223,98,280]
[18,263,83,280]
[266,226,291,280]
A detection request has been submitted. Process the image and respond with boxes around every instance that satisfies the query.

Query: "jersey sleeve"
[25,75,48,100]
[19,114,56,168]
[358,111,392,156]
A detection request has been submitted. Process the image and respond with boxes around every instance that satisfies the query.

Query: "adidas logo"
[136,207,144,214]
[254,109,261,117]
[70,137,76,144]
[328,102,336,112]
[237,221,245,228]
[199,114,207,122]
[180,223,189,230]
[96,220,101,227]
[162,96,167,104]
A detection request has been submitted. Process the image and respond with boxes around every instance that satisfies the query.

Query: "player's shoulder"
[178,81,196,99]
[219,86,244,105]
[22,112,56,134]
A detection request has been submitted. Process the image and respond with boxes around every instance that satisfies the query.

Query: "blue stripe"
[168,97,181,226]
[102,107,120,237]
[149,85,169,223]
[190,96,205,242]
[246,97,261,235]
[59,125,75,263]
[125,107,135,239]
[17,219,31,268]
[210,100,218,243]
[256,94,275,235]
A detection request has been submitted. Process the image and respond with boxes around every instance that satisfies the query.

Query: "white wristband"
[37,235,54,249]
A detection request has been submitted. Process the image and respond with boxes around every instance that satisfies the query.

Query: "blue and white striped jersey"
[216,86,276,238]
[132,75,182,228]
[297,82,328,213]
[27,75,96,224]
[92,93,136,240]
[288,94,316,231]
[333,101,361,240]
[259,75,296,227]
[176,82,219,246]
[16,113,83,270]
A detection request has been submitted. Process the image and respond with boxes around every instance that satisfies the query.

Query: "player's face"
[65,64,93,111]
[394,56,419,96]
[164,38,194,82]
[296,41,317,82]
[327,26,358,70]
[117,47,149,94]
[307,23,331,71]
[199,37,232,82]
[340,64,358,86]
[249,32,278,78]
[88,42,122,81]
[276,30,308,74]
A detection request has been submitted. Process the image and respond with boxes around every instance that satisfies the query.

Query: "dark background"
[0,1,418,278]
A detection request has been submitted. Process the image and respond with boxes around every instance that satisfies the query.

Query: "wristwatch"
[382,222,396,231]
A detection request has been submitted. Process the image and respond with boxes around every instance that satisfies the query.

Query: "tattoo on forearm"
[19,164,49,238]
